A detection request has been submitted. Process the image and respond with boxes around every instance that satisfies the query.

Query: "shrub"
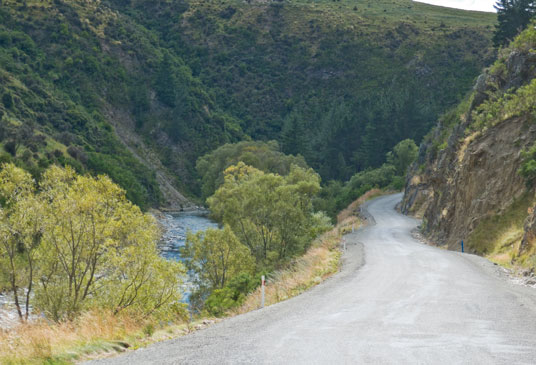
[2,92,13,109]
[4,140,16,156]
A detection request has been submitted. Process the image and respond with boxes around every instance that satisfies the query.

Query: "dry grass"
[0,310,202,364]
[337,188,384,224]
[0,311,150,364]
[232,225,345,314]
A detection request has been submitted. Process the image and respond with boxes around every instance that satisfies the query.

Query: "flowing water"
[157,211,218,302]
[158,211,218,261]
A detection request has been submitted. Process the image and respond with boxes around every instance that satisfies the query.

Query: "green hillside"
[0,0,496,207]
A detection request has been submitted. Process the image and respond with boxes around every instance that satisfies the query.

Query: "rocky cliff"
[403,26,536,270]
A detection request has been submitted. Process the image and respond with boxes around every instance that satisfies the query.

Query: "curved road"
[91,194,536,364]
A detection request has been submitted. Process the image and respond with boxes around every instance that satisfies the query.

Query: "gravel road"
[89,193,536,364]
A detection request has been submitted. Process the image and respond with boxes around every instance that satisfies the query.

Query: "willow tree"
[0,163,185,322]
[183,225,254,290]
[208,162,323,266]
[0,164,44,322]
[35,166,185,320]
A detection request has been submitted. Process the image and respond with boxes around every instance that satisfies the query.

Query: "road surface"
[90,194,536,364]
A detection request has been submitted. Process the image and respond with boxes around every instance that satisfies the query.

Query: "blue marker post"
[461,240,464,253]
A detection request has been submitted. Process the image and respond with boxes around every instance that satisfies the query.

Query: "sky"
[413,0,497,12]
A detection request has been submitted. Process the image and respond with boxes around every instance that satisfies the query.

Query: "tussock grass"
[0,310,203,364]
[467,192,536,272]
[467,192,533,256]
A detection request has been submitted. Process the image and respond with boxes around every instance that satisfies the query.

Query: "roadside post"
[352,224,355,233]
[343,238,346,251]
[461,240,464,253]
[261,275,265,308]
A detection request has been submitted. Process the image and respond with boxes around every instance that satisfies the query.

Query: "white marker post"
[261,275,265,308]
[352,224,355,233]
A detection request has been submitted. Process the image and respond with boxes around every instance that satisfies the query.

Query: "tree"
[386,139,418,176]
[0,164,185,321]
[281,111,309,157]
[208,163,322,265]
[182,225,254,289]
[0,164,43,322]
[2,92,13,109]
[196,140,308,200]
[34,165,184,320]
[155,52,177,107]
[493,0,536,46]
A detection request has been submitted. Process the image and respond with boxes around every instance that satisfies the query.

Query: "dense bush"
[196,140,308,200]
[0,163,184,322]
[315,139,418,218]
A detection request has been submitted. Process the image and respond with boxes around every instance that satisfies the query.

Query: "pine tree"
[493,0,536,47]
[281,111,308,157]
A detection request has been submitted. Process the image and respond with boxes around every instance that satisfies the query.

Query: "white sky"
[413,0,497,12]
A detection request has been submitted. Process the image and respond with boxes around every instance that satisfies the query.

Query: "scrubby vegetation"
[315,139,418,218]
[416,24,536,160]
[0,0,495,208]
[467,193,534,267]
[407,23,536,273]
[185,135,416,316]
[0,163,185,323]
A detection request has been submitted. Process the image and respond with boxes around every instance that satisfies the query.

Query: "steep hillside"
[0,0,245,209]
[402,25,536,271]
[124,0,495,180]
[0,0,495,208]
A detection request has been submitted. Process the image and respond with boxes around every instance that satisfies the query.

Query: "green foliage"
[511,20,536,49]
[493,0,536,47]
[519,142,536,186]
[386,139,419,176]
[106,0,495,183]
[182,225,255,290]
[204,272,258,316]
[196,140,308,200]
[204,287,238,317]
[0,0,495,204]
[467,192,533,254]
[208,163,322,267]
[316,139,418,218]
[86,152,161,210]
[0,163,185,322]
[472,77,536,131]
[2,92,13,109]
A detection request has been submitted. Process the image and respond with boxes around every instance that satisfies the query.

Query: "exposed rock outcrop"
[403,27,536,259]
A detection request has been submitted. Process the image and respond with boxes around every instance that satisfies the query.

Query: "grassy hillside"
[0,0,496,207]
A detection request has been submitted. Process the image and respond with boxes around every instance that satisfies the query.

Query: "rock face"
[402,31,536,253]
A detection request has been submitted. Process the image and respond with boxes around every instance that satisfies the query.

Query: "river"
[157,211,218,302]
[158,211,218,261]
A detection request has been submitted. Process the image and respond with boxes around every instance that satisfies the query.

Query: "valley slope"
[0,0,496,208]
